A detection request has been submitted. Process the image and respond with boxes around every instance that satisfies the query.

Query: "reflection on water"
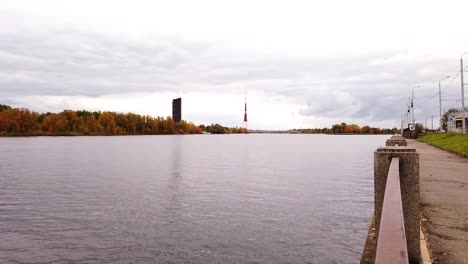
[0,134,389,263]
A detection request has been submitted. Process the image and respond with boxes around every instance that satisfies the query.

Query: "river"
[0,134,389,263]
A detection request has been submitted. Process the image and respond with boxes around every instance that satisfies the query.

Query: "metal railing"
[375,157,409,264]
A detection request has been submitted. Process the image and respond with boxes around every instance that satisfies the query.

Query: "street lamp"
[407,97,411,128]
[461,52,468,134]
[438,75,451,132]
[411,85,420,124]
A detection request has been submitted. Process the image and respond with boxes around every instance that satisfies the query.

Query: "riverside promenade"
[407,139,468,264]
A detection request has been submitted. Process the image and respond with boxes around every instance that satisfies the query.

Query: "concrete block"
[386,135,408,146]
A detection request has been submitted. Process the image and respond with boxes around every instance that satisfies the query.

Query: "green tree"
[0,104,12,112]
[442,109,459,131]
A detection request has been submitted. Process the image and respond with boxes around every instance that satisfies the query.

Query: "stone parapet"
[386,135,408,146]
[374,146,420,263]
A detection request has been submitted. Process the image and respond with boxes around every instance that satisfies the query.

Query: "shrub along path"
[407,139,468,264]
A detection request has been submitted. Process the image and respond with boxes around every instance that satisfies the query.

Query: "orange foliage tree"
[0,104,248,136]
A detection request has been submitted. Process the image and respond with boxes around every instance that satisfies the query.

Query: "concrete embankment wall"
[361,135,420,264]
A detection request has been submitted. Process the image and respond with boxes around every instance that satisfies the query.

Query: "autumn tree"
[99,112,117,135]
[42,113,69,134]
[0,108,20,134]
[19,108,39,135]
[0,105,245,136]
[163,116,175,134]
[343,125,354,133]
[62,110,84,134]
[361,125,370,134]
[86,115,100,135]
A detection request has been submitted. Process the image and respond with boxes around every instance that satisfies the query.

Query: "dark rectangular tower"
[172,98,182,122]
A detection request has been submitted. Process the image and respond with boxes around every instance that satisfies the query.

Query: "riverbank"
[417,133,468,157]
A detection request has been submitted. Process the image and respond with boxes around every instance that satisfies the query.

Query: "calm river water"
[0,134,389,263]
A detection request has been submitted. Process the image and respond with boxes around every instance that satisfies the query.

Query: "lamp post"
[407,97,411,128]
[439,75,450,132]
[461,52,468,134]
[411,85,420,124]
[401,117,404,134]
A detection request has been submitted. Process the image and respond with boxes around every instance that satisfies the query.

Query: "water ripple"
[0,135,388,263]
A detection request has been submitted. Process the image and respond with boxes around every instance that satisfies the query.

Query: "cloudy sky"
[1,0,467,129]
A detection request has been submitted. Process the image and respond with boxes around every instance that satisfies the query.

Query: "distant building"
[447,109,468,132]
[172,98,182,122]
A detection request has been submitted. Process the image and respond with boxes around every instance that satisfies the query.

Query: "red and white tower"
[243,88,248,129]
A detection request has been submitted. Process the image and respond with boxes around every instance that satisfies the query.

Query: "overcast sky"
[1,0,467,129]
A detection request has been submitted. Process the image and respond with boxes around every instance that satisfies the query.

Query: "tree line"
[294,122,399,134]
[0,105,247,136]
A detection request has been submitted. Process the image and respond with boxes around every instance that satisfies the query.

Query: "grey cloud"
[0,25,458,125]
[0,30,210,97]
[295,52,457,122]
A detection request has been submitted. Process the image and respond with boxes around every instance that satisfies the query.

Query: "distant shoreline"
[0,105,247,136]
[0,133,393,137]
[1,105,397,137]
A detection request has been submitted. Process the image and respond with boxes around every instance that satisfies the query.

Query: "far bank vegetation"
[295,123,399,135]
[0,104,247,136]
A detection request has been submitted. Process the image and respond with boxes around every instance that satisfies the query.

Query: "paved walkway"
[407,139,468,264]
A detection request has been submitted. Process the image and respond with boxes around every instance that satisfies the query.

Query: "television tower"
[243,88,248,129]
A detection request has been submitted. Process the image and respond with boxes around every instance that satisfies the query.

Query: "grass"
[418,133,468,157]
